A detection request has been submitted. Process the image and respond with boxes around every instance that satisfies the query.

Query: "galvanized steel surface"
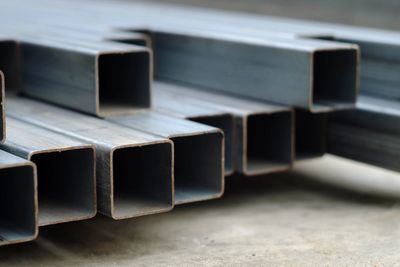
[18,38,151,117]
[154,82,294,175]
[6,95,174,220]
[1,0,400,250]
[109,111,224,204]
[328,96,400,172]
[0,0,360,112]
[0,118,96,226]
[153,87,235,175]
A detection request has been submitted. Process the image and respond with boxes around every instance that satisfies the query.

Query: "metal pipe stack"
[0,0,398,246]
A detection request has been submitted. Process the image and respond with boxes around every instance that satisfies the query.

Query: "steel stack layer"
[6,95,174,220]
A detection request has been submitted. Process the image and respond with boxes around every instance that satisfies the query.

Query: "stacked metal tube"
[2,0,400,247]
[0,118,96,226]
[0,150,37,246]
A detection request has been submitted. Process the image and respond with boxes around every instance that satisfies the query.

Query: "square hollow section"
[172,132,223,204]
[112,143,173,219]
[98,51,151,116]
[246,112,293,175]
[295,110,327,160]
[31,148,95,226]
[312,49,358,110]
[190,114,234,176]
[0,165,36,245]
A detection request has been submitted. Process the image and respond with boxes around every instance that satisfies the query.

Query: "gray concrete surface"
[1,156,400,266]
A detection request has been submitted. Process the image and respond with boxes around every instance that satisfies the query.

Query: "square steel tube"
[137,7,400,101]
[313,36,400,101]
[328,96,400,172]
[19,37,151,117]
[153,87,235,176]
[0,150,37,246]
[148,29,358,112]
[0,118,96,226]
[109,111,224,204]
[7,95,174,219]
[145,8,400,101]
[156,82,294,176]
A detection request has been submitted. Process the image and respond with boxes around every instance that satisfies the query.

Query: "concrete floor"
[1,156,400,266]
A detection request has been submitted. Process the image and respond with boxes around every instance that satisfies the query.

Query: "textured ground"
[1,156,400,266]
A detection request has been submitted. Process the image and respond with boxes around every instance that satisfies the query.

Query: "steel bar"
[6,95,174,219]
[16,36,151,117]
[0,150,37,246]
[295,110,327,160]
[155,82,294,176]
[328,96,400,172]
[0,118,96,226]
[153,87,234,176]
[109,111,224,204]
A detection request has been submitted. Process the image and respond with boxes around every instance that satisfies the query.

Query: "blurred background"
[147,0,400,30]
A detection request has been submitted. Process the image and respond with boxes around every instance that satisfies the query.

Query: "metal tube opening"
[295,110,327,160]
[30,148,95,226]
[0,165,36,245]
[0,41,20,90]
[246,112,293,175]
[190,114,234,176]
[112,143,173,219]
[171,132,223,204]
[98,51,151,116]
[312,49,358,110]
